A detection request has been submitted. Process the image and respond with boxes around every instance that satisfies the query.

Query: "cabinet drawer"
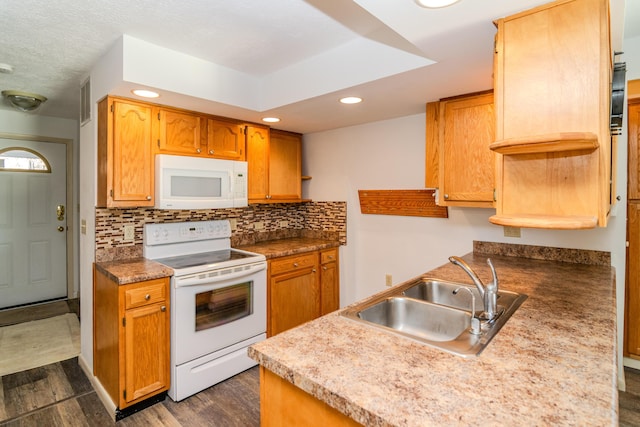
[270,253,317,276]
[124,279,167,309]
[320,248,338,264]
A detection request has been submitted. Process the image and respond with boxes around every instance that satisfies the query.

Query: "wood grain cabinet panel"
[157,108,202,155]
[268,254,320,337]
[320,248,339,315]
[97,96,154,207]
[207,118,245,160]
[93,269,170,410]
[438,91,495,207]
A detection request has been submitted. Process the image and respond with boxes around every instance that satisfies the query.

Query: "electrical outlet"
[504,226,521,238]
[385,274,393,287]
[254,221,264,230]
[228,218,238,231]
[124,225,135,241]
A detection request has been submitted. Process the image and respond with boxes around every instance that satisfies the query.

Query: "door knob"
[57,226,65,232]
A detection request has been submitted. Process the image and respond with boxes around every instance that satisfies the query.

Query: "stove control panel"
[144,220,232,246]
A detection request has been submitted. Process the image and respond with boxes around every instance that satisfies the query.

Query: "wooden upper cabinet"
[629,100,640,199]
[157,108,203,155]
[268,129,302,202]
[97,96,154,207]
[246,124,270,202]
[438,91,495,207]
[207,118,245,160]
[490,0,613,229]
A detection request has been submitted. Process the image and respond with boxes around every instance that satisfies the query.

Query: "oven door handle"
[174,262,267,287]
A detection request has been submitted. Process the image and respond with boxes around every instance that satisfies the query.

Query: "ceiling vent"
[80,77,91,126]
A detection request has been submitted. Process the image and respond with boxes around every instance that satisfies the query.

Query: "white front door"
[0,139,67,309]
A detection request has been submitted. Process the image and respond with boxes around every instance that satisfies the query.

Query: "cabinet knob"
[145,294,151,300]
[161,306,166,312]
[146,195,152,201]
[209,150,214,155]
[293,263,299,267]
[312,269,317,273]
[444,194,449,200]
[196,148,201,153]
[322,266,327,271]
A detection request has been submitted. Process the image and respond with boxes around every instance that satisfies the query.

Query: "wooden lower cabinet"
[320,248,339,315]
[627,201,640,358]
[268,248,340,337]
[260,367,360,427]
[93,267,170,409]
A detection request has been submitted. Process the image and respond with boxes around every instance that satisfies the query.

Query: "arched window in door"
[0,147,51,172]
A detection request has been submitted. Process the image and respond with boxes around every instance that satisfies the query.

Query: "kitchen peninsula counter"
[248,248,618,426]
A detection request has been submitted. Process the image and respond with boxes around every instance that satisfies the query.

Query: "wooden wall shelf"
[490,132,599,155]
[358,189,448,218]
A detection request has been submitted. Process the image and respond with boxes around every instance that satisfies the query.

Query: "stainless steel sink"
[340,276,527,357]
[402,279,524,317]
[357,297,471,342]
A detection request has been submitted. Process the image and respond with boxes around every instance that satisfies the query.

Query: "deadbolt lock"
[57,205,65,221]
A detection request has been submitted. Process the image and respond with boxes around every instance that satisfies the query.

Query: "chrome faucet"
[448,256,499,321]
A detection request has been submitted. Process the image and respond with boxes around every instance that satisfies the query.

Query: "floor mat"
[0,313,80,376]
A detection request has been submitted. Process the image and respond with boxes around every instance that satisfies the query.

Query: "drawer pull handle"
[145,294,151,301]
[161,306,166,312]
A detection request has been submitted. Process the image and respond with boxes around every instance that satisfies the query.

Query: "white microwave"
[155,154,248,209]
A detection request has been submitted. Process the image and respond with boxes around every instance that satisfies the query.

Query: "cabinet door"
[320,249,339,315]
[268,130,302,202]
[122,302,169,406]
[246,125,270,202]
[158,108,202,155]
[438,92,495,207]
[629,101,640,199]
[207,119,245,160]
[111,99,155,206]
[269,261,319,336]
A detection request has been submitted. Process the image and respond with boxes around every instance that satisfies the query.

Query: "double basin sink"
[340,277,527,357]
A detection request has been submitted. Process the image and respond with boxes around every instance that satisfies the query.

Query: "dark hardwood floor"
[0,358,260,426]
[2,356,640,426]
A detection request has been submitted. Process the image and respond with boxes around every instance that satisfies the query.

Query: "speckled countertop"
[237,237,339,259]
[94,237,339,284]
[248,251,618,426]
[94,258,173,285]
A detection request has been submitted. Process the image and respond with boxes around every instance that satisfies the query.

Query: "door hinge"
[157,139,160,148]
[122,317,126,327]
[110,104,114,113]
[110,189,113,197]
[123,390,126,399]
[493,189,497,202]
[158,112,161,120]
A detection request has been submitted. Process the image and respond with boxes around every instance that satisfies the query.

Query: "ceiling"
[0,0,634,133]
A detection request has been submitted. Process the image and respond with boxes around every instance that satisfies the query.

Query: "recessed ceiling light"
[414,0,461,8]
[262,117,280,123]
[132,89,160,98]
[340,96,362,104]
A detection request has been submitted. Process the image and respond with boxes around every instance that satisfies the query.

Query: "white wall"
[0,109,79,299]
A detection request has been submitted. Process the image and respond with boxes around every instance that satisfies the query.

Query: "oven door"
[172,262,266,366]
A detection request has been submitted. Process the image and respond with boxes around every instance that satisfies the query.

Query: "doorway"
[0,138,69,309]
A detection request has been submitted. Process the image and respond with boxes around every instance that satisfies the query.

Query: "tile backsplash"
[95,202,346,262]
